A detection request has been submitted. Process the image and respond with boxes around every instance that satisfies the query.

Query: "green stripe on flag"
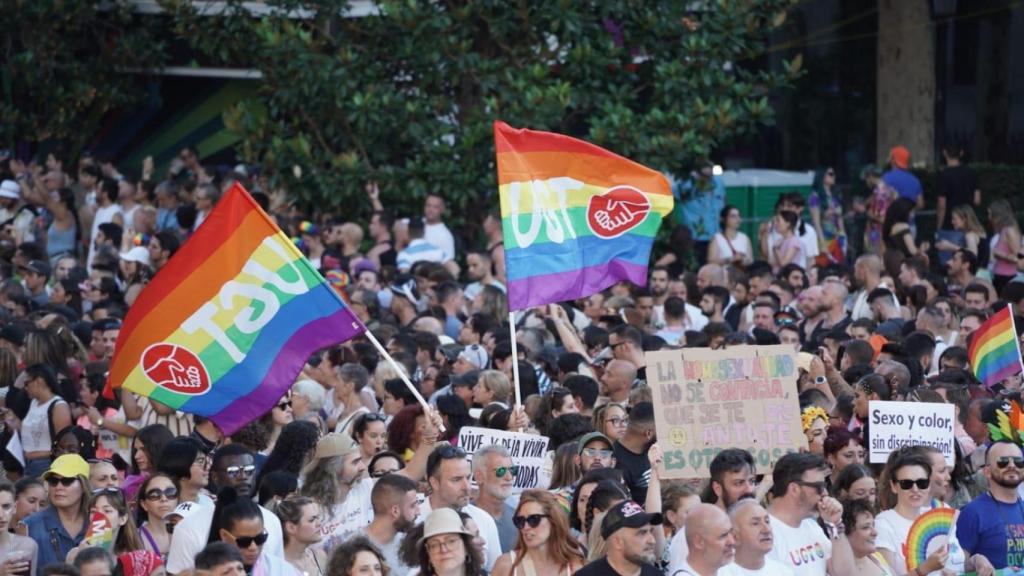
[502,208,662,249]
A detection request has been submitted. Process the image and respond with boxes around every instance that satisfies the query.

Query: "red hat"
[889,146,911,169]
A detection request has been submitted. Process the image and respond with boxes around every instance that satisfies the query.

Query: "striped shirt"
[396,239,445,272]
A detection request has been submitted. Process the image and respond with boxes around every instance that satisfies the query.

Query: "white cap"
[163,501,200,521]
[0,180,20,200]
[119,246,151,266]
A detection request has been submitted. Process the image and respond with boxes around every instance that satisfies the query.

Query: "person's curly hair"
[257,420,320,486]
[230,418,271,453]
[387,404,424,455]
[327,536,389,576]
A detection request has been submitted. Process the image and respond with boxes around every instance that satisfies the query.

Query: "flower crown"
[801,406,829,432]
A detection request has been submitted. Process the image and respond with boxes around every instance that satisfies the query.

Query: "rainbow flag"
[968,305,1023,388]
[108,183,365,435]
[494,121,672,310]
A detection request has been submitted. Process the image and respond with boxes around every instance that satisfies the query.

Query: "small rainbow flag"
[968,305,1023,388]
[108,183,365,435]
[494,121,673,310]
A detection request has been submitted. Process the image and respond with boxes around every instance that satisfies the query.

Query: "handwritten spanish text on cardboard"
[647,346,805,478]
[458,427,550,493]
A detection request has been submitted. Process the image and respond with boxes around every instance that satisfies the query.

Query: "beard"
[992,473,1023,489]
[395,514,416,533]
[623,548,656,566]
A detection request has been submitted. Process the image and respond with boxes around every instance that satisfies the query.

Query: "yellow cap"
[42,454,90,481]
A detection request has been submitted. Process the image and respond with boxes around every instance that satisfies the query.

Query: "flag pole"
[1009,308,1024,377]
[363,329,445,432]
[509,311,522,410]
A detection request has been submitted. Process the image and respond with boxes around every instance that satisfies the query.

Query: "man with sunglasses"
[472,445,519,553]
[576,432,617,473]
[165,444,284,575]
[766,453,853,576]
[956,440,1024,573]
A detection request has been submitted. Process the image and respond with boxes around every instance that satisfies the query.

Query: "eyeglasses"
[229,531,268,549]
[495,466,520,479]
[797,480,827,494]
[896,478,930,491]
[224,465,256,478]
[583,448,613,459]
[605,417,629,427]
[426,535,463,553]
[274,401,292,410]
[145,487,179,501]
[46,476,78,487]
[995,456,1024,469]
[513,514,549,529]
[370,468,400,479]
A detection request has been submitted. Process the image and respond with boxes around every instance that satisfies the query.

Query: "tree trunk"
[877,0,935,166]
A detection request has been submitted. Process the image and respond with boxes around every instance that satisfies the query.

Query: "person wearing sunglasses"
[492,490,585,576]
[766,453,853,576]
[214,489,292,576]
[67,488,162,576]
[136,473,179,562]
[20,454,91,568]
[875,449,951,575]
[367,450,405,479]
[471,445,519,552]
[956,439,1024,574]
[263,392,294,456]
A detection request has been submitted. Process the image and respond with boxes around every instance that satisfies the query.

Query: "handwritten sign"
[458,427,549,492]
[868,401,955,466]
[647,346,804,478]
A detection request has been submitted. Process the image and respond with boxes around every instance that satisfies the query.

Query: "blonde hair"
[952,205,987,237]
[478,370,511,404]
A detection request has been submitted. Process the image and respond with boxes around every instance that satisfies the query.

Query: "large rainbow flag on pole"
[968,305,1024,388]
[107,183,366,434]
[494,121,673,311]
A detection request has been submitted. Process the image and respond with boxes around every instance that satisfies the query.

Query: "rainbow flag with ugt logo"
[107,183,365,435]
[494,121,673,311]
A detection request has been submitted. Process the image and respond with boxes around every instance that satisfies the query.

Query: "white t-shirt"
[719,558,795,576]
[317,477,375,552]
[712,232,753,262]
[424,221,455,262]
[165,502,284,575]
[766,515,831,576]
[668,526,690,575]
[88,202,123,266]
[419,497,501,571]
[874,507,954,576]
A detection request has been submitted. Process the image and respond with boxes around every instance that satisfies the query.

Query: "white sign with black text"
[458,427,550,493]
[868,401,956,466]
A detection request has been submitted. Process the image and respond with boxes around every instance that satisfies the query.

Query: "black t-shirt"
[936,165,978,229]
[613,441,652,504]
[576,557,662,576]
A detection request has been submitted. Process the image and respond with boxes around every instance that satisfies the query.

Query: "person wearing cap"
[882,146,923,209]
[20,259,51,307]
[453,343,489,376]
[389,275,421,327]
[576,500,663,576]
[0,179,36,246]
[301,416,440,553]
[164,501,200,532]
[766,453,853,576]
[396,217,445,273]
[417,508,486,576]
[166,444,285,575]
[20,454,91,568]
[576,431,616,473]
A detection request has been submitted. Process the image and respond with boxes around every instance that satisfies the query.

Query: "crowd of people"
[0,141,1021,576]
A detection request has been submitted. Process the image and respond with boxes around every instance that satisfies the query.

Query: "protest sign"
[458,426,550,492]
[647,345,804,479]
[868,401,955,466]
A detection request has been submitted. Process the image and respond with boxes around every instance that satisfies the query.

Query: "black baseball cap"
[19,259,50,278]
[601,500,663,539]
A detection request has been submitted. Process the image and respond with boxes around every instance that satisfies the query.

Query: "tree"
[0,1,167,160]
[877,0,934,165]
[163,0,801,223]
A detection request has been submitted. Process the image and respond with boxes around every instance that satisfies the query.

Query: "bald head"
[685,503,730,547]
[698,264,727,290]
[856,254,882,276]
[607,359,637,383]
[823,280,848,307]
[729,499,774,555]
[875,360,910,392]
[685,503,736,569]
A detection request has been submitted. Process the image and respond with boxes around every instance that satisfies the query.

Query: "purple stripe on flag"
[507,259,649,311]
[208,307,364,435]
[978,354,1022,389]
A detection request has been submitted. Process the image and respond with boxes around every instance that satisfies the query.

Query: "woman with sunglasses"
[352,413,388,465]
[136,473,179,562]
[368,451,405,479]
[592,403,628,443]
[874,449,950,575]
[20,455,91,568]
[19,363,72,479]
[263,392,295,456]
[492,490,585,576]
[70,487,162,576]
[214,488,294,576]
[0,481,37,576]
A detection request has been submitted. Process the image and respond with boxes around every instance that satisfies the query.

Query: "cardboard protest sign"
[458,427,550,492]
[868,401,955,466]
[647,345,804,479]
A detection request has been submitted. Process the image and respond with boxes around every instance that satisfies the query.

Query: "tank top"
[22,396,65,452]
[507,551,575,576]
[993,233,1017,276]
[47,220,77,259]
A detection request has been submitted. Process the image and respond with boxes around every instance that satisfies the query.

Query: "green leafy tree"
[164,0,800,223]
[0,1,167,160]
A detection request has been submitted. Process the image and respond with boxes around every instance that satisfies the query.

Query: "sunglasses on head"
[145,487,179,501]
[46,476,78,487]
[92,487,121,496]
[996,456,1024,469]
[231,532,269,549]
[513,514,549,529]
[896,478,930,490]
[495,465,520,479]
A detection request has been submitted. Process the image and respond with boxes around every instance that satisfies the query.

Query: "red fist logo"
[141,343,211,396]
[586,186,651,239]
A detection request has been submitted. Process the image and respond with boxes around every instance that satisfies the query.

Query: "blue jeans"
[23,457,52,479]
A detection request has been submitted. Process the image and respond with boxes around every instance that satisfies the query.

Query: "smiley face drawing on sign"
[586,186,651,239]
[141,342,211,396]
